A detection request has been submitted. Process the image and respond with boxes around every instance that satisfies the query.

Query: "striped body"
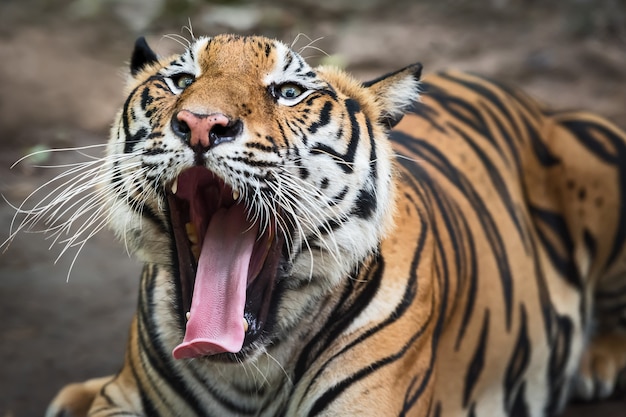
[392,71,626,416]
[42,38,626,417]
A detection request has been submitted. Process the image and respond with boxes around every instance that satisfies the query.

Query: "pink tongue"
[172,204,258,359]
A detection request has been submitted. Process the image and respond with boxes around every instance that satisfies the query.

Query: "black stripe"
[447,123,526,244]
[122,75,162,154]
[431,74,509,164]
[352,187,376,218]
[431,401,442,417]
[561,119,626,268]
[528,205,581,290]
[351,117,379,220]
[298,210,430,413]
[311,99,361,173]
[546,314,574,415]
[330,186,348,205]
[463,309,490,407]
[144,281,253,416]
[282,53,293,72]
[134,272,178,415]
[137,266,211,417]
[308,101,332,133]
[407,84,446,133]
[437,72,532,173]
[525,116,561,167]
[453,207,478,350]
[292,254,385,392]
[110,162,168,236]
[562,119,620,163]
[366,117,378,182]
[583,228,597,263]
[596,282,626,300]
[390,169,451,415]
[401,202,449,412]
[126,321,159,416]
[504,304,531,412]
[481,103,522,174]
[468,403,477,417]
[393,131,514,329]
[246,142,277,153]
[510,382,530,417]
[140,86,153,111]
[308,286,436,417]
[467,73,543,120]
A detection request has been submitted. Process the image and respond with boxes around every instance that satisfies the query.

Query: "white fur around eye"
[263,40,325,107]
[164,78,186,94]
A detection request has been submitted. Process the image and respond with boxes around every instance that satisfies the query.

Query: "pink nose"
[174,110,231,149]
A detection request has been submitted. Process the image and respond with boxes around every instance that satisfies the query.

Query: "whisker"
[10,142,111,169]
[162,34,191,49]
[183,18,196,41]
[2,148,142,256]
[264,350,293,387]
[394,153,424,164]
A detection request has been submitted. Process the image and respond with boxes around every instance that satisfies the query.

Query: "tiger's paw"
[572,333,626,401]
[45,376,113,417]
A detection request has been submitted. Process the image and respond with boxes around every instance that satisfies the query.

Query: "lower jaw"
[166,195,286,360]
[170,247,285,360]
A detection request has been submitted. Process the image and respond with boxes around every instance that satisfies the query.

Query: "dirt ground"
[1,1,625,416]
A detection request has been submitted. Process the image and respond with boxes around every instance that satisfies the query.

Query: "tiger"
[26,34,625,416]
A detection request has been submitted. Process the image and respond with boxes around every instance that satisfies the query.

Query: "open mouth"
[166,166,283,360]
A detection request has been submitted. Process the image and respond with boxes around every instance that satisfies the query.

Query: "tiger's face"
[105,35,421,359]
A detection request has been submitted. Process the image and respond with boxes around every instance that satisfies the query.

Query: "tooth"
[171,177,179,194]
[232,190,240,201]
[186,312,191,321]
[185,222,198,244]
[243,318,249,332]
[191,244,200,261]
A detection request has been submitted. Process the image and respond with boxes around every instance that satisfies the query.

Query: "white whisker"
[183,18,196,41]
[264,350,292,387]
[10,143,110,169]
[2,145,143,267]
[162,34,191,49]
[394,153,424,164]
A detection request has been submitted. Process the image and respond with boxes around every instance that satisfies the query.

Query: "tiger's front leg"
[45,376,112,417]
[45,369,143,417]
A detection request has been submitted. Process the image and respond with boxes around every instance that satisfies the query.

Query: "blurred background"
[0,0,625,416]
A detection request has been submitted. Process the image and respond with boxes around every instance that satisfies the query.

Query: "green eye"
[172,73,195,90]
[277,83,304,99]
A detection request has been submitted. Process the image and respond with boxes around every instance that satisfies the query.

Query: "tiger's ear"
[130,37,159,76]
[363,63,422,128]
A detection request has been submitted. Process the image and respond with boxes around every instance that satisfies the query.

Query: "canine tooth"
[243,318,249,332]
[191,244,200,261]
[232,190,240,201]
[186,312,191,321]
[185,222,198,244]
[171,177,179,194]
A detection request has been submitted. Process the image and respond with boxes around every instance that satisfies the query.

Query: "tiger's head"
[106,35,421,360]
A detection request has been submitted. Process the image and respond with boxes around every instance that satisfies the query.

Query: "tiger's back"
[387,70,626,415]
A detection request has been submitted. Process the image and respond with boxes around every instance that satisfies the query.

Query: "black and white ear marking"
[363,63,423,128]
[130,37,159,76]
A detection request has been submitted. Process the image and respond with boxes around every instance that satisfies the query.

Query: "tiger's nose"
[171,110,242,151]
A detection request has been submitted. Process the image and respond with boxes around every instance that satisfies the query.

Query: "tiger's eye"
[173,74,195,89]
[278,83,303,99]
